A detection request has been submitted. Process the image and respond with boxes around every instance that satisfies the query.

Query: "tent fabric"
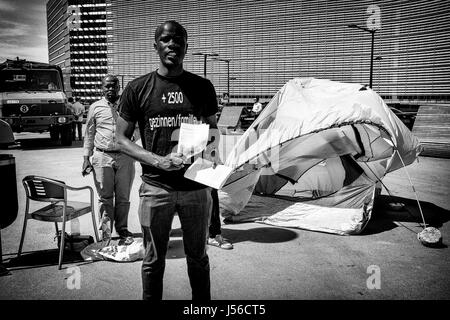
[219,78,422,235]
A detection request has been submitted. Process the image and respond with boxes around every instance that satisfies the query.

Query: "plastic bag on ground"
[81,238,145,262]
[80,242,107,262]
[98,238,145,262]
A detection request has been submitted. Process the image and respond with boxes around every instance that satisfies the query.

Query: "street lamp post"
[374,56,383,90]
[347,24,379,88]
[119,75,124,89]
[211,57,231,98]
[192,52,219,78]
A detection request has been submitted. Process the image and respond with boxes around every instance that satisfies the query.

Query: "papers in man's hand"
[178,122,233,189]
[177,123,210,159]
[184,157,234,189]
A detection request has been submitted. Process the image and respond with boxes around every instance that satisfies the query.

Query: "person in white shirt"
[252,96,263,115]
[82,75,135,243]
[70,97,85,141]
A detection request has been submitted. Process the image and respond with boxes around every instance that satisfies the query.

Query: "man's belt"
[95,147,119,153]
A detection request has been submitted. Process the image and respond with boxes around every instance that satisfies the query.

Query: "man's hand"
[155,153,186,171]
[82,158,93,176]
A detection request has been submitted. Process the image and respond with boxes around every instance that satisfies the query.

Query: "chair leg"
[17,217,29,258]
[54,222,59,235]
[0,228,10,276]
[58,221,66,270]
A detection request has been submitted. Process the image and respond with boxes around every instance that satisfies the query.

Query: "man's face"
[154,23,187,67]
[102,78,119,102]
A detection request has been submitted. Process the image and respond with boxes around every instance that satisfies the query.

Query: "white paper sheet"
[177,123,210,159]
[184,157,234,189]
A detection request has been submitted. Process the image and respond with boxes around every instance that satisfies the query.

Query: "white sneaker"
[207,235,233,250]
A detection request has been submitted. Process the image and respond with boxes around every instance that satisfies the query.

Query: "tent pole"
[394,149,427,229]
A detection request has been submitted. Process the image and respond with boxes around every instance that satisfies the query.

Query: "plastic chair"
[18,175,100,270]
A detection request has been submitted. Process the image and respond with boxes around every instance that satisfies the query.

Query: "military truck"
[0,58,74,146]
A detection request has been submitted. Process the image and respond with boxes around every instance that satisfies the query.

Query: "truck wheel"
[60,125,73,146]
[50,127,59,140]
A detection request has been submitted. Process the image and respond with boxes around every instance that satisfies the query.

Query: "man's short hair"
[102,74,119,84]
[154,20,187,41]
[68,97,74,103]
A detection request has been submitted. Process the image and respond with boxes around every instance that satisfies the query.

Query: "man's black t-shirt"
[118,70,218,191]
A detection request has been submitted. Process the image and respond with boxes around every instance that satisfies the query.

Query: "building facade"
[105,0,450,106]
[47,0,108,104]
[48,0,450,106]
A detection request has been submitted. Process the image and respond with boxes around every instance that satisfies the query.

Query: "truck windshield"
[0,69,63,92]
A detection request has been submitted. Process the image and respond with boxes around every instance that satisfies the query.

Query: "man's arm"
[82,104,96,175]
[202,114,217,128]
[75,103,85,117]
[66,102,75,114]
[116,116,184,171]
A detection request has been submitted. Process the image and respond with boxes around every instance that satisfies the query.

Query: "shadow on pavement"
[12,138,83,150]
[166,228,186,259]
[166,226,297,256]
[4,249,85,271]
[221,226,298,244]
[167,239,186,259]
[363,195,450,237]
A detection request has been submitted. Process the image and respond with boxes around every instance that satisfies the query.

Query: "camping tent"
[218,78,422,235]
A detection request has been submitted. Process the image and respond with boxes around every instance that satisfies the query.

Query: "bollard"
[0,154,18,273]
[0,154,18,229]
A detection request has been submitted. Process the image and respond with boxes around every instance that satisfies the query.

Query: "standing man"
[71,97,85,141]
[252,96,263,115]
[116,20,217,300]
[82,75,135,243]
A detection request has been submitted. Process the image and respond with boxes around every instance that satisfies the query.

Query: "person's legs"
[209,188,221,237]
[208,189,233,250]
[177,188,212,300]
[76,121,83,141]
[71,122,76,141]
[139,183,175,300]
[113,153,135,235]
[92,152,114,239]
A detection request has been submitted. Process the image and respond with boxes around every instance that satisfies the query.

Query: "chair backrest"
[22,175,66,202]
[217,106,244,128]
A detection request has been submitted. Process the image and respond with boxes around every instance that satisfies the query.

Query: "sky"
[0,0,49,63]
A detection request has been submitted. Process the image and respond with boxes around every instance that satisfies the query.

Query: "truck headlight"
[57,117,67,124]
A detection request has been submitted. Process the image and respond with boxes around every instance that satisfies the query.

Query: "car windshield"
[0,69,63,92]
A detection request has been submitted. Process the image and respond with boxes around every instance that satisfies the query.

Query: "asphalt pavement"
[0,131,449,303]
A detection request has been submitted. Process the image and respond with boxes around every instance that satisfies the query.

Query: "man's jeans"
[139,182,212,300]
[92,150,135,234]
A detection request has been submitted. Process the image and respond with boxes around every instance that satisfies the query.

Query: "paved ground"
[1,131,449,302]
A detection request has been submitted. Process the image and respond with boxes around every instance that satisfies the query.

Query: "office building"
[106,0,450,105]
[47,0,108,104]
